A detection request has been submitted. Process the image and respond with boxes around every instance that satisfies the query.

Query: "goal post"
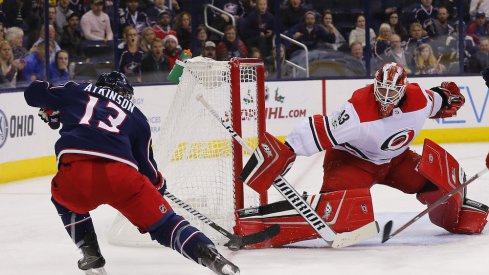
[107,57,267,246]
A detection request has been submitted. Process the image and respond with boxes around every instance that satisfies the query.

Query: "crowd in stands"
[0,0,488,88]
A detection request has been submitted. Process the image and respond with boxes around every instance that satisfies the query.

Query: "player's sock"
[195,243,240,275]
[51,197,95,246]
[148,211,213,263]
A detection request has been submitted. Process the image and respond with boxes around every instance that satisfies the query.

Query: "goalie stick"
[196,93,380,248]
[163,190,280,250]
[382,167,488,243]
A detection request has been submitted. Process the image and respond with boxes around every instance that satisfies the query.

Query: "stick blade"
[225,224,281,251]
[331,220,380,248]
[382,220,394,243]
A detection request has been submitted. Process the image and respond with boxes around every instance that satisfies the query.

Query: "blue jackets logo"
[0,109,7,148]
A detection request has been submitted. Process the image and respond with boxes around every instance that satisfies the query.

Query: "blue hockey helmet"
[96,71,134,100]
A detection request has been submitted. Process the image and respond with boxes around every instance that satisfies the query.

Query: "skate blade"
[84,267,108,275]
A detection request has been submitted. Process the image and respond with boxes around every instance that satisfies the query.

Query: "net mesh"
[153,57,261,243]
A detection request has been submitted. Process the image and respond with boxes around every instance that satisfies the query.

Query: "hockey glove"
[430,82,465,118]
[155,171,167,194]
[38,108,61,129]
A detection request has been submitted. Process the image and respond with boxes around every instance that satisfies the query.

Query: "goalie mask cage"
[108,57,267,246]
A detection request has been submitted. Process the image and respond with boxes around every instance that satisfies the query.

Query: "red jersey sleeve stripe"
[311,115,336,151]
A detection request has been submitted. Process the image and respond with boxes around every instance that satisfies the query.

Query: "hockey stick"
[382,167,488,243]
[196,94,380,248]
[163,190,280,250]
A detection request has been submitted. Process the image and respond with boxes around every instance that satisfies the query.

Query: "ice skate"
[78,232,106,272]
[197,243,240,275]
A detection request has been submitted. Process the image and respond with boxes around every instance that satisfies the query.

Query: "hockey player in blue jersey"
[24,71,240,275]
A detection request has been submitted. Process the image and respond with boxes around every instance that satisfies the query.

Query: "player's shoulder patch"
[399,83,428,113]
[348,85,379,123]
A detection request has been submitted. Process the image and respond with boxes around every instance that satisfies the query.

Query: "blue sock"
[148,211,214,263]
[51,197,95,247]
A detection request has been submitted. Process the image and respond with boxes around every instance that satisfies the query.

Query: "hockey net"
[107,57,266,246]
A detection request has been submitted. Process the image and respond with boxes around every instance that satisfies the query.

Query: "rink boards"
[1,76,488,183]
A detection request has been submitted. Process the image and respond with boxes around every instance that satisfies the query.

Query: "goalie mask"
[96,71,134,100]
[373,62,407,118]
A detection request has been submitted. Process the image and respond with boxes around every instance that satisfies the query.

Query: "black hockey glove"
[155,171,167,194]
[38,108,61,129]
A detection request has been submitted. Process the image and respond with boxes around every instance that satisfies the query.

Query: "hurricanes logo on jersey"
[381,129,415,151]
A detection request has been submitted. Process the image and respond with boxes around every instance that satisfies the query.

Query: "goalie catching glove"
[429,81,465,118]
[239,132,296,194]
[38,108,61,129]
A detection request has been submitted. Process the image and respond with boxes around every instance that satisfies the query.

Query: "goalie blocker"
[417,139,488,234]
[239,132,296,194]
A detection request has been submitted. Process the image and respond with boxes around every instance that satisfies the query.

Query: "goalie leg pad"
[239,131,296,193]
[234,188,374,248]
[416,139,480,233]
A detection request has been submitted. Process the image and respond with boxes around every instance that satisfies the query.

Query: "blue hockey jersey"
[24,80,160,184]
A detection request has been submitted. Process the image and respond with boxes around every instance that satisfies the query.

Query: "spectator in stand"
[374,23,392,59]
[404,22,432,57]
[0,40,25,87]
[350,41,365,64]
[201,41,217,60]
[280,0,306,32]
[60,13,83,62]
[5,27,28,60]
[349,14,376,47]
[55,0,74,30]
[414,0,438,37]
[239,0,274,59]
[163,34,181,69]
[467,12,489,44]
[470,0,489,20]
[249,47,263,59]
[379,34,414,74]
[49,49,70,85]
[175,11,192,51]
[319,10,347,51]
[216,25,248,61]
[22,41,51,81]
[414,43,446,74]
[433,6,454,38]
[120,0,151,35]
[2,0,40,47]
[140,27,157,54]
[386,11,408,42]
[152,10,177,41]
[80,0,114,44]
[469,37,489,73]
[264,44,291,79]
[211,0,244,33]
[0,23,5,41]
[141,38,171,82]
[193,25,209,57]
[445,22,477,67]
[287,11,335,56]
[31,24,61,63]
[118,26,144,83]
[47,5,62,42]
[349,40,368,75]
[146,0,174,25]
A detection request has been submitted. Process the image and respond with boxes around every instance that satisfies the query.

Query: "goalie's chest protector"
[322,84,432,164]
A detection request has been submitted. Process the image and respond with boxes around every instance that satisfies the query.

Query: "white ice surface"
[1,143,488,275]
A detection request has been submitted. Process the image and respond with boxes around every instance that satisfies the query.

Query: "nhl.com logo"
[0,109,7,149]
